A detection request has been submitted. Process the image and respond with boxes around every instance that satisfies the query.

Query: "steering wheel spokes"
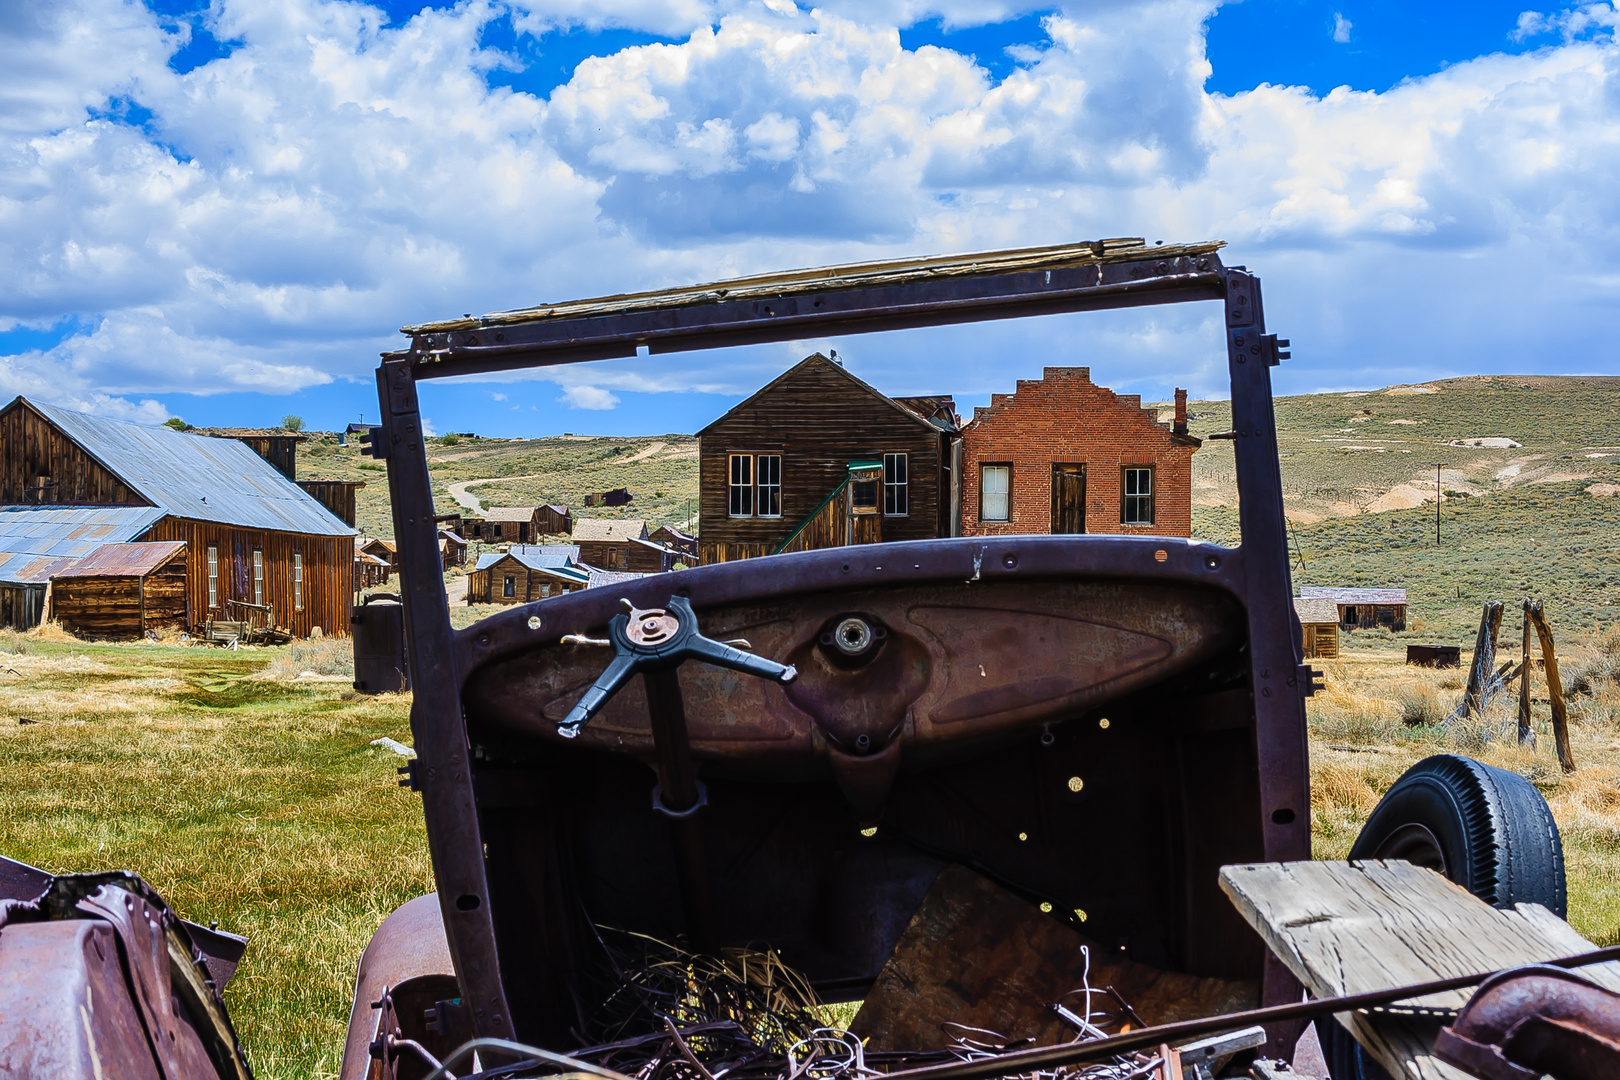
[556,595,797,738]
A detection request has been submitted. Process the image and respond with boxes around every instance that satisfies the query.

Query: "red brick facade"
[959,368,1200,538]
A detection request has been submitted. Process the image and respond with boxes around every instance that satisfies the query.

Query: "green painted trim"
[773,478,848,555]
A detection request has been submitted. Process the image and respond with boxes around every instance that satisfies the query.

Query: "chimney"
[1173,389,1188,435]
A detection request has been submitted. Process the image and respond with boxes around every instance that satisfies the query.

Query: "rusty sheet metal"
[464,576,1242,768]
[404,239,1224,334]
[0,505,165,583]
[51,540,187,577]
[339,894,457,1080]
[1436,965,1620,1080]
[851,864,1257,1053]
[29,399,354,537]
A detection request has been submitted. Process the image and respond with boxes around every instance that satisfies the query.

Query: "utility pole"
[1434,463,1446,545]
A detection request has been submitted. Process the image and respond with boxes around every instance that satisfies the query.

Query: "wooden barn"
[0,506,166,630]
[466,548,588,604]
[49,541,187,639]
[1294,596,1341,660]
[0,397,355,637]
[696,353,958,565]
[1299,586,1408,632]
[573,519,673,572]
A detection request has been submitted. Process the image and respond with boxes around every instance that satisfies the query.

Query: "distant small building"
[467,549,588,604]
[50,541,188,639]
[475,505,571,544]
[439,529,467,569]
[1294,596,1341,659]
[574,519,672,572]
[650,525,698,562]
[535,505,573,535]
[356,547,391,589]
[359,537,397,571]
[1299,586,1408,631]
[585,488,633,508]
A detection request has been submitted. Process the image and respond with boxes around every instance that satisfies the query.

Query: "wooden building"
[536,505,572,535]
[959,371,1200,538]
[296,480,365,527]
[573,519,672,572]
[696,353,957,565]
[0,506,166,630]
[0,398,355,637]
[476,506,570,545]
[1299,586,1408,632]
[650,525,698,562]
[439,529,467,568]
[466,549,588,604]
[49,541,187,639]
[585,488,633,508]
[195,428,307,482]
[1294,596,1341,660]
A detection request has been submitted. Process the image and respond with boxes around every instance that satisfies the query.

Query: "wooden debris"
[1518,598,1535,747]
[1219,860,1620,1080]
[1527,599,1575,773]
[1446,601,1504,728]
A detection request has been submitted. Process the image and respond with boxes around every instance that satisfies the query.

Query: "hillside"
[297,375,1620,636]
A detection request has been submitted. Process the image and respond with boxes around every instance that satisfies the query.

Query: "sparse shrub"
[1399,686,1444,727]
[1439,674,1465,690]
[0,630,27,655]
[261,636,354,679]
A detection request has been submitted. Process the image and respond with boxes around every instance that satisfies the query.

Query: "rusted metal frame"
[1222,270,1311,1055]
[642,666,718,952]
[400,261,1225,380]
[376,359,516,1041]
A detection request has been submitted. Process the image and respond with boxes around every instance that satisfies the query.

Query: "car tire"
[1315,754,1566,1079]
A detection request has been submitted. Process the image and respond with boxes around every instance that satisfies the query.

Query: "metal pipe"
[643,666,717,952]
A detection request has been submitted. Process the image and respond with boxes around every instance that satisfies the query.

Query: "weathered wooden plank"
[1219,861,1620,1080]
[1528,600,1575,772]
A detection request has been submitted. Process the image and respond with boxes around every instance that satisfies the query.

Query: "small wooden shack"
[650,525,698,562]
[1294,596,1341,660]
[49,542,188,639]
[574,519,672,572]
[467,549,588,604]
[585,488,633,508]
[1299,586,1408,632]
[439,528,467,568]
[535,505,572,535]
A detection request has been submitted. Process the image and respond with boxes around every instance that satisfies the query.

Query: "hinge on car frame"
[357,425,387,460]
[1299,665,1325,698]
[397,759,421,792]
[1262,334,1291,366]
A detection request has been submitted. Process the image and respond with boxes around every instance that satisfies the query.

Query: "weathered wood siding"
[576,540,666,572]
[1301,623,1339,660]
[0,400,147,505]
[145,517,353,637]
[698,357,946,556]
[0,584,44,630]
[535,506,572,535]
[296,480,361,527]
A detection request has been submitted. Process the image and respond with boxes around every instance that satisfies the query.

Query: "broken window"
[981,464,1010,521]
[503,575,515,598]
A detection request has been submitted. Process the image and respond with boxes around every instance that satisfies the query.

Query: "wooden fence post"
[1450,601,1504,727]
[1527,600,1575,773]
[1518,598,1535,747]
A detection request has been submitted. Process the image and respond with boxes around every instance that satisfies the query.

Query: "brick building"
[959,368,1200,538]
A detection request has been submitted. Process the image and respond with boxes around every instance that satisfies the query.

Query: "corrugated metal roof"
[573,518,648,542]
[0,506,164,584]
[1300,586,1408,605]
[510,543,580,563]
[53,541,187,578]
[27,399,353,537]
[586,568,655,589]
[1294,597,1342,625]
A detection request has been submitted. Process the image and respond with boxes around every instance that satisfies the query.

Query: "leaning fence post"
[1518,598,1535,747]
[1448,601,1504,730]
[1528,600,1575,773]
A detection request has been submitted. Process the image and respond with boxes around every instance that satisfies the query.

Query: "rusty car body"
[346,239,1320,1066]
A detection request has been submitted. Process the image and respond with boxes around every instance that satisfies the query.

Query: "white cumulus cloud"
[559,384,622,409]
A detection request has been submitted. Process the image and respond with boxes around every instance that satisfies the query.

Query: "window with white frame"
[883,453,908,516]
[981,465,1010,521]
[253,549,265,607]
[728,454,754,516]
[207,545,219,609]
[757,454,782,517]
[1122,467,1154,524]
[293,552,303,610]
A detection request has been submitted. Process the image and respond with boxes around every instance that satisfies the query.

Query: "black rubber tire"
[1316,754,1566,1079]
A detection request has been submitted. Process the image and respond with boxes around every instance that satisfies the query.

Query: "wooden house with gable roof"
[0,397,356,636]
[696,353,959,565]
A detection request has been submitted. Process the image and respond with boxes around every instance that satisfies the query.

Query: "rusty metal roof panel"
[28,400,355,537]
[52,541,187,578]
[0,506,165,583]
[1299,586,1408,605]
[404,239,1224,335]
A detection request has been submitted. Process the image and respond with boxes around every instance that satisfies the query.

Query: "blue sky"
[1,0,1616,436]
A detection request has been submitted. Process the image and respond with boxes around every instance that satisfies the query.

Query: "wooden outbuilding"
[1294,596,1341,660]
[195,428,307,481]
[573,519,672,572]
[49,541,187,639]
[296,480,365,527]
[439,529,467,568]
[0,506,165,630]
[585,488,633,508]
[696,353,957,565]
[535,505,572,535]
[650,525,698,562]
[1299,586,1408,632]
[0,397,355,637]
[466,549,588,604]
